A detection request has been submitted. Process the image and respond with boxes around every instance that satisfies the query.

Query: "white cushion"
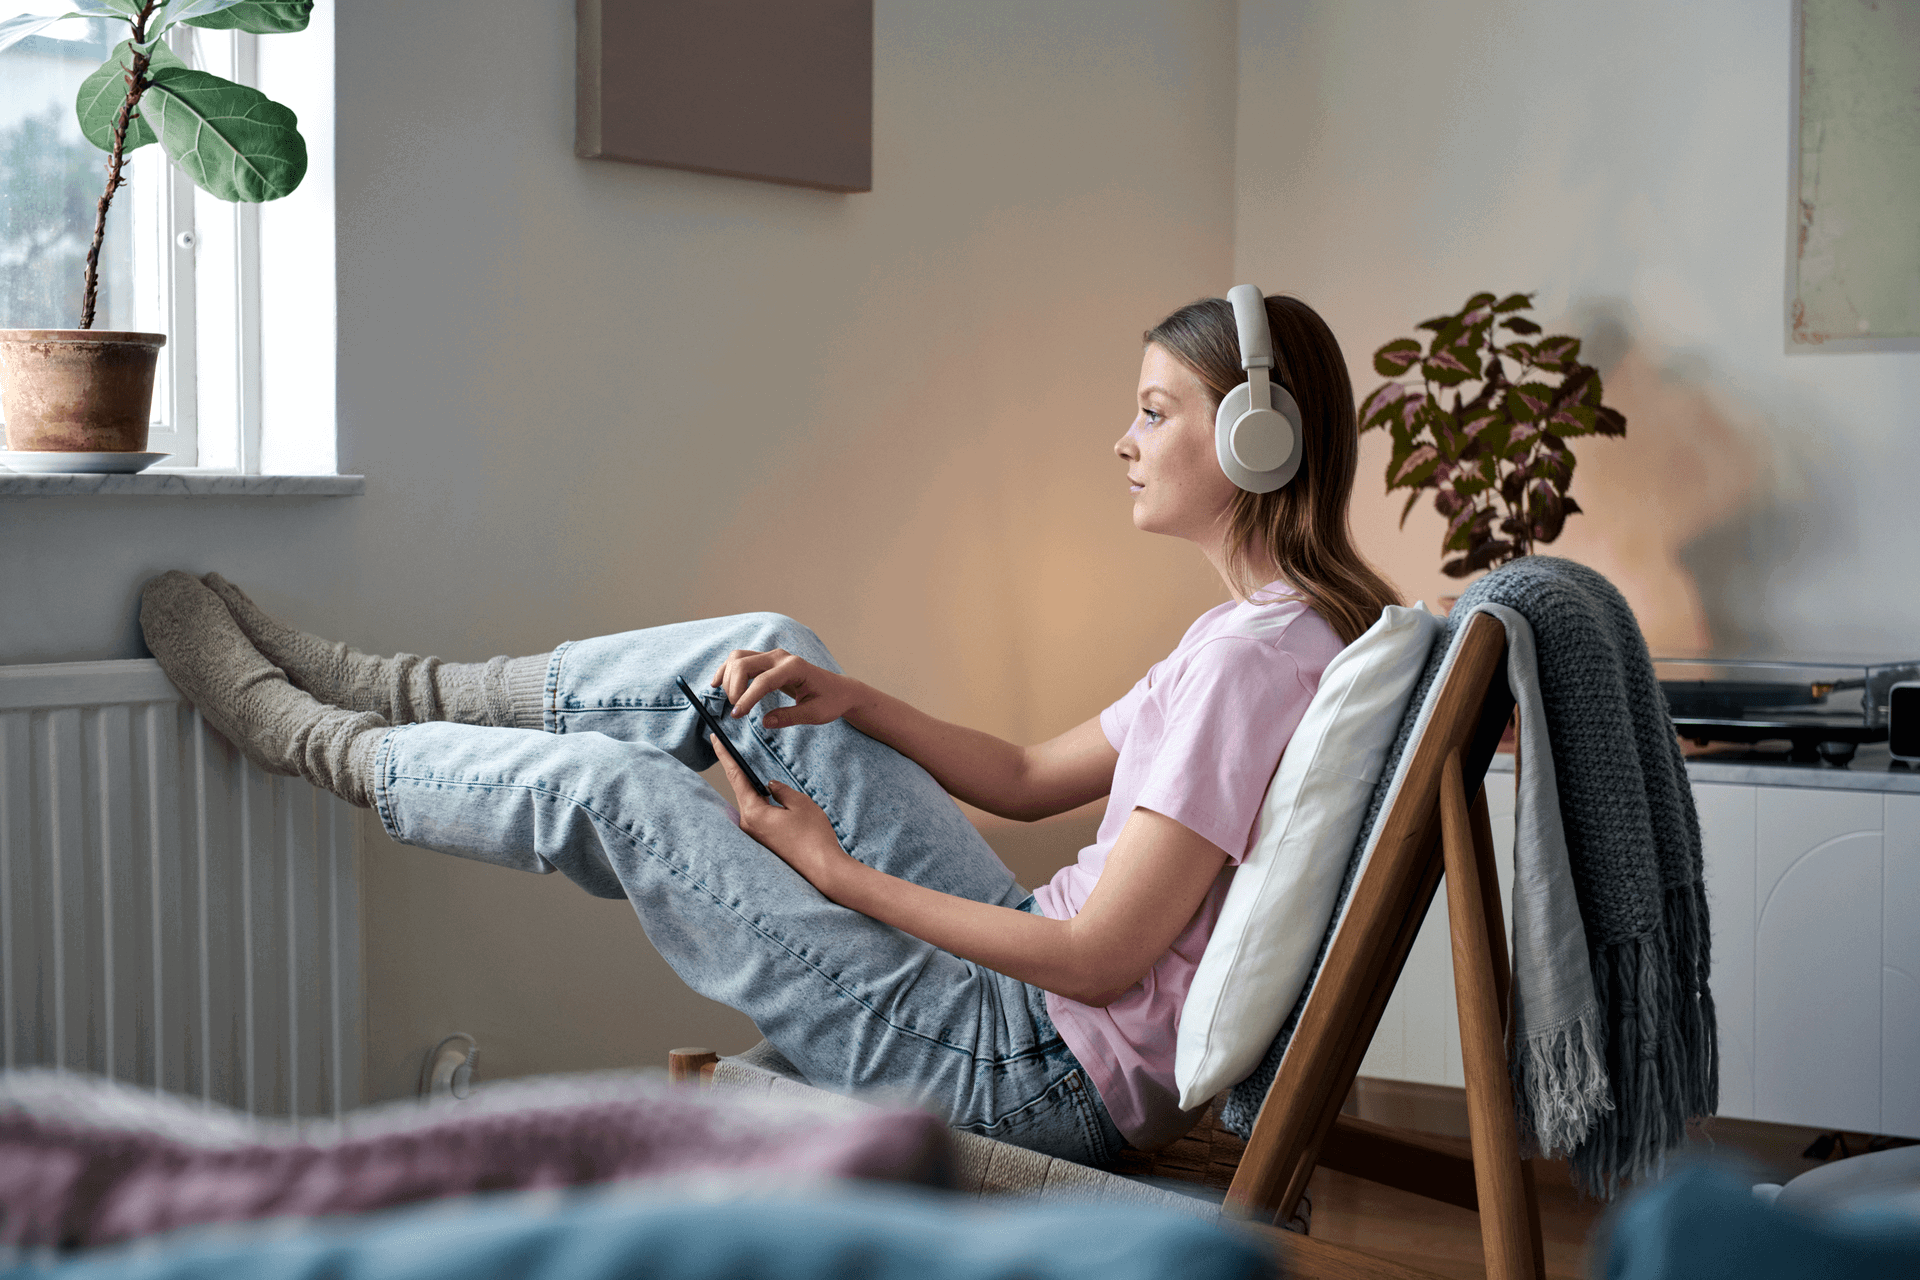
[1175,602,1441,1109]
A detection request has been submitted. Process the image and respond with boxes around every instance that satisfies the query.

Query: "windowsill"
[0,471,365,497]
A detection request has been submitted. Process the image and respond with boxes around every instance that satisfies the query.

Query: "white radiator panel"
[0,660,362,1119]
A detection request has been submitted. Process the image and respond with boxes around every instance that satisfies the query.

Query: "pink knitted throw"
[0,1070,951,1249]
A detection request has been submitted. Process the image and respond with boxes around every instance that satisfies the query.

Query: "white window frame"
[144,10,335,476]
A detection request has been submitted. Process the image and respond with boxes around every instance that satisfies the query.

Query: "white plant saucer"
[0,451,170,474]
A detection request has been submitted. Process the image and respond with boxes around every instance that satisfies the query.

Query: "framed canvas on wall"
[577,0,873,194]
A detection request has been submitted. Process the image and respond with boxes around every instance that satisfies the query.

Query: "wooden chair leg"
[1440,751,1539,1280]
[668,1046,718,1084]
[1471,782,1546,1266]
[1468,784,1511,1030]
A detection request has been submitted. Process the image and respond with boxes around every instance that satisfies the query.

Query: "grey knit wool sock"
[201,573,548,729]
[141,572,389,809]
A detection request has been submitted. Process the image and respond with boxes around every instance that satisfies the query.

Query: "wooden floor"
[1305,1160,1596,1280]
[1299,1078,1848,1280]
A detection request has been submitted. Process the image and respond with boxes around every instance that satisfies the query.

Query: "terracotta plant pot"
[0,329,166,452]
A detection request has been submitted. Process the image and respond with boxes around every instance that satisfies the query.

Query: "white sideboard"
[1358,754,1920,1139]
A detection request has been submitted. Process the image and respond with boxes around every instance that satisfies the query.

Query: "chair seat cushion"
[1176,603,1441,1108]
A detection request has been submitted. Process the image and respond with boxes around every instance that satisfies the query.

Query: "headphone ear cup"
[1214,381,1304,493]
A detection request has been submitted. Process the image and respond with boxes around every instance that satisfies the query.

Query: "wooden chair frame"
[1225,612,1543,1280]
[683,613,1539,1278]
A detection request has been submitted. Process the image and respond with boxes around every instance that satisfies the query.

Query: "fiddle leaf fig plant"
[1358,291,1626,578]
[0,0,311,327]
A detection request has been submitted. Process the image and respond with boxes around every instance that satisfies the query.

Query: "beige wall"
[0,0,1237,1101]
[1235,0,1920,656]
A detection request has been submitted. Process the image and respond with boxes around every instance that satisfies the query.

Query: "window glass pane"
[0,18,135,332]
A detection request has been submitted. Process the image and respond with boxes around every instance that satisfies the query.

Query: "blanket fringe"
[1511,1003,1612,1159]
[1568,882,1719,1198]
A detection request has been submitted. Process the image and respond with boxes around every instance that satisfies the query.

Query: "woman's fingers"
[738,657,812,721]
[710,649,851,728]
[712,648,794,714]
[709,735,760,813]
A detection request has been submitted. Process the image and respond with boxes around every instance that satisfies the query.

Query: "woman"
[139,291,1399,1167]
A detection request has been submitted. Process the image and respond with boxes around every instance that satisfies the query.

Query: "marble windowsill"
[0,472,364,497]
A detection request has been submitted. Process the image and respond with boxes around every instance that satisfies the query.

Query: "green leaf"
[1383,388,1428,437]
[72,1,144,17]
[1462,407,1510,457]
[1547,406,1598,437]
[1422,348,1476,388]
[1442,538,1517,578]
[77,39,188,153]
[1507,382,1554,423]
[1451,342,1483,381]
[1581,372,1605,408]
[1461,291,1496,313]
[1594,405,1627,437]
[1528,481,1569,544]
[1373,338,1422,377]
[1533,335,1580,367]
[1492,293,1532,313]
[143,66,307,201]
[1443,503,1499,553]
[1500,316,1542,335]
[1358,383,1400,432]
[1417,402,1458,456]
[1549,365,1595,409]
[184,1,314,34]
[1398,490,1422,529]
[1388,443,1441,490]
[0,12,82,58]
[1425,316,1467,352]
[1414,313,1454,333]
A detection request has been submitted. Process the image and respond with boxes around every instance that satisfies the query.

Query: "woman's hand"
[712,649,866,729]
[711,736,857,894]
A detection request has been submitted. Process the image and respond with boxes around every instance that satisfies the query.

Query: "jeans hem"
[370,727,401,841]
[542,641,573,734]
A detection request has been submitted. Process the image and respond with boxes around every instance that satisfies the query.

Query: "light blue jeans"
[371,612,1125,1166]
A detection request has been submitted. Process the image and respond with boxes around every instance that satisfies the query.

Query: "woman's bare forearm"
[718,649,1112,821]
[823,857,1130,1005]
[815,805,1228,1005]
[840,685,1108,821]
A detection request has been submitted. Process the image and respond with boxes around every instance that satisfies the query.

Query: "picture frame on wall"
[576,0,873,195]
[1786,0,1920,352]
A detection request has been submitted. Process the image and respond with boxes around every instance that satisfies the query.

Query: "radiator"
[0,659,362,1119]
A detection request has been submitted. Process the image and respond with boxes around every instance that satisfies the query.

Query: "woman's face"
[1115,342,1239,546]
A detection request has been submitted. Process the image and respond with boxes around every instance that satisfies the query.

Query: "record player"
[1654,655,1920,765]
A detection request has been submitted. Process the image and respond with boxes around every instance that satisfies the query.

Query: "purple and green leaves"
[1367,291,1625,578]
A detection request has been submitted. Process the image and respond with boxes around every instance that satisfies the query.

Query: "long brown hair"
[1145,293,1400,645]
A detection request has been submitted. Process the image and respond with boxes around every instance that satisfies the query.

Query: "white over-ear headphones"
[1214,284,1303,493]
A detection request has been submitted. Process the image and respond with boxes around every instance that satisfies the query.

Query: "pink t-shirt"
[1033,588,1345,1149]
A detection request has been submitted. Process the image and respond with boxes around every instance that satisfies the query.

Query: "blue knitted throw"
[1217,558,1717,1196]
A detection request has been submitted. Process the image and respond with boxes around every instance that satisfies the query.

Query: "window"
[0,8,335,474]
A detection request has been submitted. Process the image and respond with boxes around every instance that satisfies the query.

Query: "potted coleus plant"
[1359,291,1627,578]
[0,0,309,461]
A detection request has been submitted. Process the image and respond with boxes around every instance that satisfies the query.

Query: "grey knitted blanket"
[1218,557,1717,1196]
